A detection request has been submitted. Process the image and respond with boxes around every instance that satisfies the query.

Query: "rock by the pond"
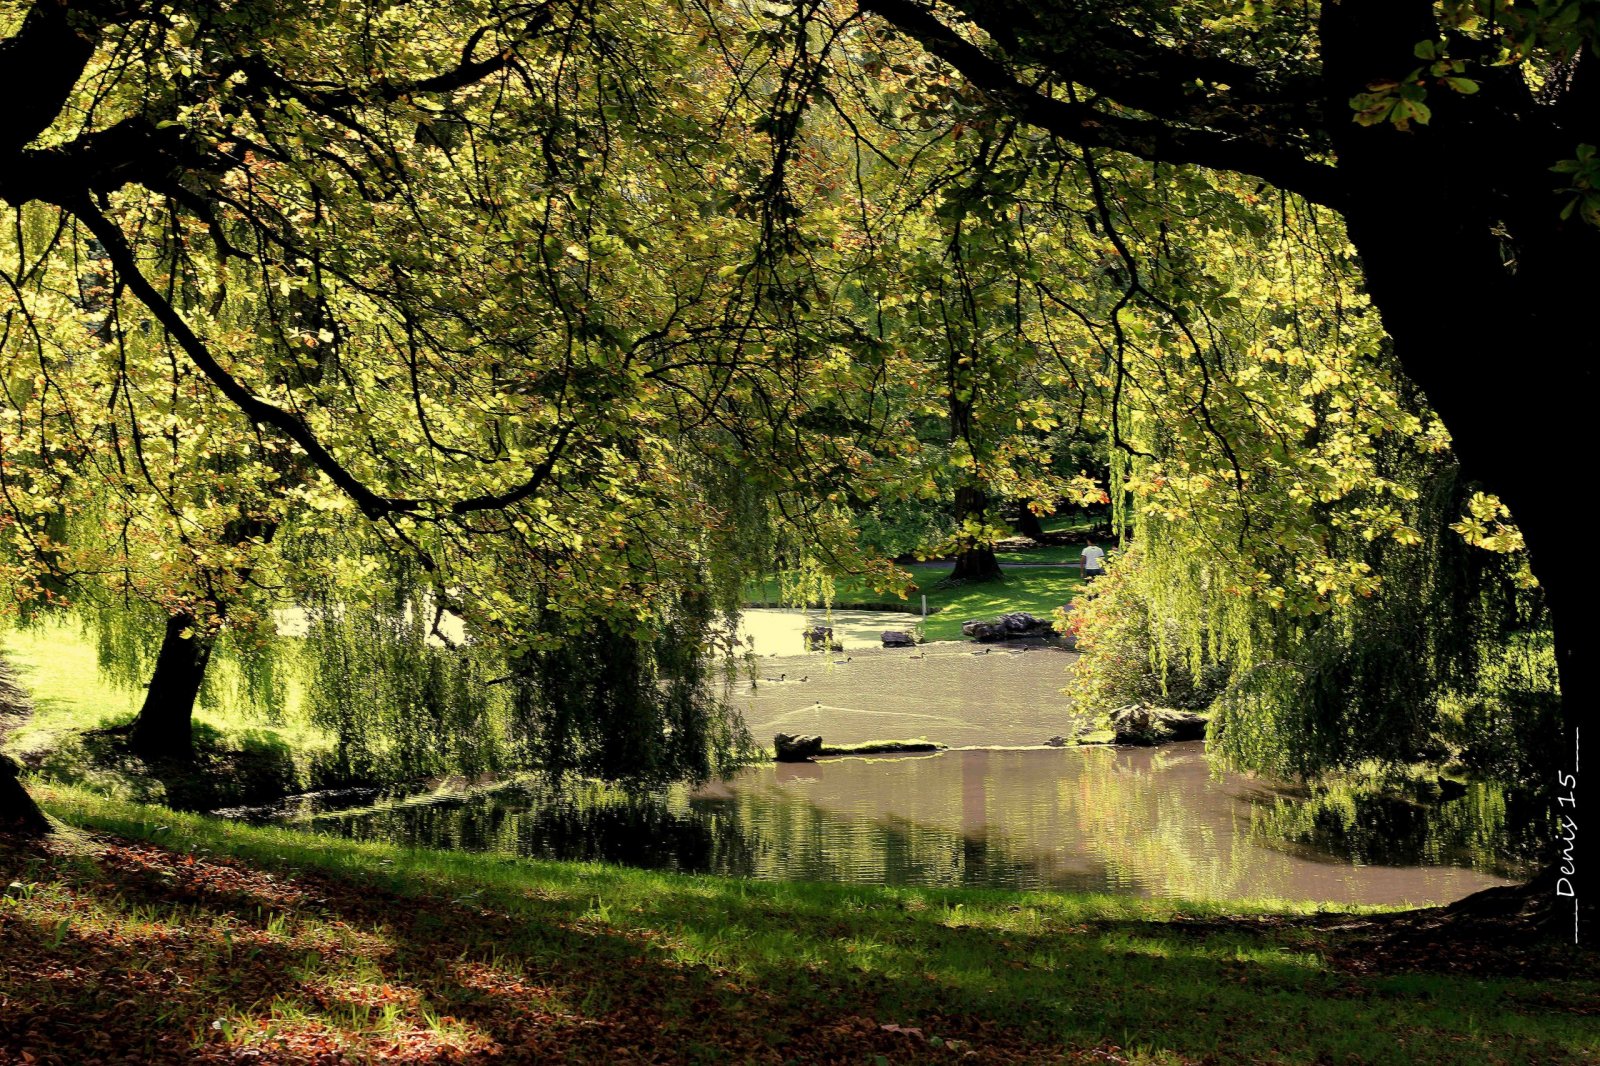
[961,619,1007,642]
[1043,735,1068,747]
[881,630,917,647]
[1107,704,1209,745]
[774,733,824,762]
[999,611,1047,633]
[962,611,1051,643]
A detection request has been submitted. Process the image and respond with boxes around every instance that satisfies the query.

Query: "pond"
[278,744,1517,906]
[739,645,1079,750]
[265,613,1525,906]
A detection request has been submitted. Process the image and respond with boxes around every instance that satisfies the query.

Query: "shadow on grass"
[5,812,1598,1065]
[1,834,857,1064]
[31,721,304,812]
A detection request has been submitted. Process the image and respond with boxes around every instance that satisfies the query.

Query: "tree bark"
[130,613,215,761]
[950,485,1004,582]
[1011,502,1046,541]
[1,753,49,836]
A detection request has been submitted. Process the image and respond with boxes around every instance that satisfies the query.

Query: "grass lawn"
[2,785,1594,1064]
[910,567,1084,642]
[1,622,144,759]
[2,621,333,807]
[748,566,1086,643]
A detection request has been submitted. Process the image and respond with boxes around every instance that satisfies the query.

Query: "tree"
[854,0,1594,910]
[811,72,1106,581]
[0,0,897,824]
[0,242,304,762]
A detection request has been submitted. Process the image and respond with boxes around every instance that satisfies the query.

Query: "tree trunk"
[1012,502,1046,540]
[949,546,1003,582]
[950,485,1004,583]
[130,613,214,761]
[1,753,49,835]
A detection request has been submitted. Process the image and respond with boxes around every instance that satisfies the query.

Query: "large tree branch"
[69,197,578,523]
[448,422,576,514]
[0,0,113,155]
[860,0,1344,207]
[0,117,229,207]
[68,196,416,519]
[1,1,560,206]
[955,1,1325,136]
[228,0,561,112]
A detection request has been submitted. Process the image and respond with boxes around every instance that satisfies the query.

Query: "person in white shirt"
[1080,539,1106,580]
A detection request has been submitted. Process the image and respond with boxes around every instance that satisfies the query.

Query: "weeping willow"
[303,595,508,785]
[1213,460,1548,775]
[1105,442,1556,792]
[1058,177,1558,795]
[503,452,770,789]
[77,596,290,721]
[511,587,755,790]
[284,453,768,792]
[0,482,293,728]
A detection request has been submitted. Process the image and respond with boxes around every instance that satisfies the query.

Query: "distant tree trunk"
[130,613,214,761]
[1012,502,1045,540]
[950,485,1003,583]
[126,515,277,762]
[1,754,48,835]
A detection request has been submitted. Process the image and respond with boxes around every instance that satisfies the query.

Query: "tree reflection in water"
[289,744,1527,905]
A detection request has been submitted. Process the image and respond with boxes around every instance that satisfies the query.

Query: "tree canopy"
[850,0,1596,770]
[0,0,1588,911]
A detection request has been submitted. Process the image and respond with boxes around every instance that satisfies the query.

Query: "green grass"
[1,621,143,758]
[2,621,333,807]
[746,565,1085,642]
[743,572,920,613]
[5,784,1595,1064]
[911,566,1084,641]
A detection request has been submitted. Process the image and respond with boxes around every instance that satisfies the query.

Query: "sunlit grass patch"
[2,620,339,810]
[4,784,1596,1065]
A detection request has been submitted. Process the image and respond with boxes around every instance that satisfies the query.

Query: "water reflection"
[290,744,1521,906]
[1246,777,1533,879]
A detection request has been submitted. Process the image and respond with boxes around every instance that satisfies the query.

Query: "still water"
[265,611,1524,906]
[736,611,1078,748]
[290,742,1519,906]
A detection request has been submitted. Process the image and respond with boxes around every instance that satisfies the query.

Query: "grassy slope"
[2,786,1595,1065]
[2,622,332,807]
[0,622,142,758]
[748,563,1085,643]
